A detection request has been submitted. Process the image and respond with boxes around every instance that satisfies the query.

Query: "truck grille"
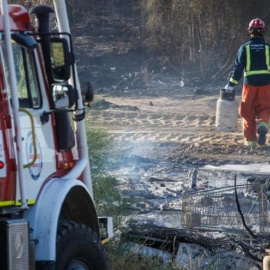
[0,220,29,270]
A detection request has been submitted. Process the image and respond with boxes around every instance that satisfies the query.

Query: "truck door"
[4,38,57,205]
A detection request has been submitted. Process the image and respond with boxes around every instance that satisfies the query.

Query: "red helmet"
[248,18,265,29]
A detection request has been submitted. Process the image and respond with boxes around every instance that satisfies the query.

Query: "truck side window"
[13,45,42,109]
[3,43,42,109]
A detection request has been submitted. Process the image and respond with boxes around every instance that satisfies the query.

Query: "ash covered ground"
[70,3,270,269]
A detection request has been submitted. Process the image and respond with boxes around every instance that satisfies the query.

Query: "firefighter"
[224,18,270,146]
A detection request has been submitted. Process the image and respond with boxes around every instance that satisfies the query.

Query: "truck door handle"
[19,108,38,168]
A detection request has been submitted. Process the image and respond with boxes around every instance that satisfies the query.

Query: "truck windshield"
[2,40,42,109]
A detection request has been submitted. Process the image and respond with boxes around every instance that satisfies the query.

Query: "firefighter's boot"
[257,126,268,145]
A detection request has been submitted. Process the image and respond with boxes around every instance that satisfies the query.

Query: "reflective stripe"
[27,199,36,205]
[246,45,251,71]
[244,70,270,76]
[266,45,270,70]
[0,201,14,206]
[245,44,270,76]
[257,122,269,130]
[229,78,238,84]
[244,140,257,147]
[0,199,36,207]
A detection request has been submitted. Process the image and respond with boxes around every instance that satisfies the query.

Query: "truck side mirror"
[50,38,71,82]
[52,84,76,109]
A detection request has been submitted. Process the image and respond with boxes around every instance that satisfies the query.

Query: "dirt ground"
[87,88,269,269]
[88,89,270,167]
[86,80,270,219]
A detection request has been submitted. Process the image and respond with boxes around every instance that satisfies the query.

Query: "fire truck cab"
[0,1,112,269]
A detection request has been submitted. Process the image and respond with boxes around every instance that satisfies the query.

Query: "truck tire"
[56,221,109,270]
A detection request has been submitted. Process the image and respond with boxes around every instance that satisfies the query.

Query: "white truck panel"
[24,178,90,261]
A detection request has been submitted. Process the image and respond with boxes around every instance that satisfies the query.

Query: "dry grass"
[104,239,185,270]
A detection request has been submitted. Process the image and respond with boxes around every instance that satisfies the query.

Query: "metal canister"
[215,89,238,132]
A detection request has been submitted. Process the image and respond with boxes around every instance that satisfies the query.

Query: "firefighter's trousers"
[239,83,270,143]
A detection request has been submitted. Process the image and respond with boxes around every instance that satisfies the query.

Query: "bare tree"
[141,0,270,81]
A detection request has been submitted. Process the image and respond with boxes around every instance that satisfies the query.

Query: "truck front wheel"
[56,221,108,270]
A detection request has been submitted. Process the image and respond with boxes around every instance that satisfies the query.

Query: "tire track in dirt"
[87,95,270,167]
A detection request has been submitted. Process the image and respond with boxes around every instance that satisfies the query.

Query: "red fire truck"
[0,0,112,269]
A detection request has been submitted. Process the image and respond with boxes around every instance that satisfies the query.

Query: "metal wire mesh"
[182,181,270,236]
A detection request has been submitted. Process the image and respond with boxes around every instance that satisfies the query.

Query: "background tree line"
[141,0,270,81]
[13,0,270,82]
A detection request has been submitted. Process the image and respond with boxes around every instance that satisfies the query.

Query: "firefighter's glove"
[224,84,234,93]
